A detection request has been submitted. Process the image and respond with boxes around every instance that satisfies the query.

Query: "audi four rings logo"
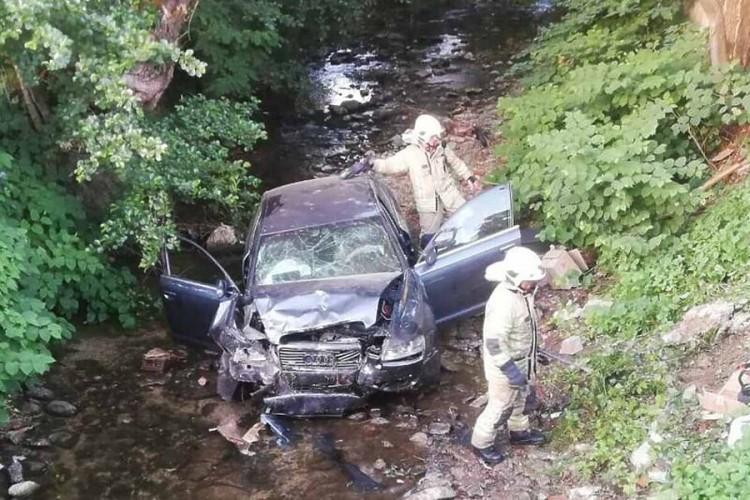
[303,353,336,367]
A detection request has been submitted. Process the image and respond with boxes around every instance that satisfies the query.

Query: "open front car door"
[159,239,240,348]
[415,184,521,324]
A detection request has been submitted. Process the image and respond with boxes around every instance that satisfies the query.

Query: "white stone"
[728,415,750,447]
[568,485,599,500]
[629,441,653,472]
[559,336,584,355]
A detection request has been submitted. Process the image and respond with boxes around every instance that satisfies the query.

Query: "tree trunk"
[690,0,750,67]
[123,0,197,109]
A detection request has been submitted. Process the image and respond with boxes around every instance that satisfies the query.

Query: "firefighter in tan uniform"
[471,246,547,465]
[369,115,480,248]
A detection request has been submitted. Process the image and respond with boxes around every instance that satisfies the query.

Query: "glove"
[346,158,373,177]
[499,360,527,387]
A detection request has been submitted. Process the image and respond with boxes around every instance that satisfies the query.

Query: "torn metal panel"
[253,272,400,343]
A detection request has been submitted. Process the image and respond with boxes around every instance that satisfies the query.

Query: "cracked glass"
[255,219,401,285]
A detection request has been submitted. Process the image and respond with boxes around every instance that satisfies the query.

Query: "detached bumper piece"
[264,392,365,417]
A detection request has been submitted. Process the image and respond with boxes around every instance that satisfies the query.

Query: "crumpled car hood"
[253,272,401,343]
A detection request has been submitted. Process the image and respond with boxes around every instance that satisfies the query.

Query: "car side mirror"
[423,244,438,266]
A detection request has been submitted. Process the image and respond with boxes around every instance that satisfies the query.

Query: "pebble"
[49,430,78,449]
[45,400,77,417]
[25,384,54,401]
[410,432,429,447]
[8,481,40,497]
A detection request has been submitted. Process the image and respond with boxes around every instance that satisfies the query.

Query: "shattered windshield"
[255,218,401,285]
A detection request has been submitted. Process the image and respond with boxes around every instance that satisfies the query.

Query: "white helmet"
[414,114,444,144]
[498,246,545,287]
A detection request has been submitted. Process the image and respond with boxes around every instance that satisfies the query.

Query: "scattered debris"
[698,390,747,416]
[205,223,238,250]
[241,422,265,446]
[540,247,586,290]
[728,415,750,447]
[141,348,184,373]
[260,413,293,447]
[314,433,382,492]
[44,400,77,418]
[8,481,40,498]
[662,301,735,345]
[558,336,584,356]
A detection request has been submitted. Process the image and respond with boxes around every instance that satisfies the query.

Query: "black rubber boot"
[472,445,506,465]
[509,429,546,446]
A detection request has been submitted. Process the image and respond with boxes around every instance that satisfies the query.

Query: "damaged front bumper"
[215,326,438,417]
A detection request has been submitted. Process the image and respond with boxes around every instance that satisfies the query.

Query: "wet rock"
[8,481,40,498]
[662,301,735,345]
[403,471,455,500]
[340,99,366,113]
[49,430,79,449]
[348,411,368,421]
[117,413,133,425]
[23,461,47,477]
[20,401,42,416]
[45,400,77,417]
[206,223,238,250]
[374,458,387,470]
[410,432,429,447]
[25,383,53,401]
[428,422,451,435]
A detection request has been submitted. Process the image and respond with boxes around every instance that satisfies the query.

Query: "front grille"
[278,342,362,372]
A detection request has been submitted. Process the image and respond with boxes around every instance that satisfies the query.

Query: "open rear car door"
[159,238,239,348]
[415,184,521,324]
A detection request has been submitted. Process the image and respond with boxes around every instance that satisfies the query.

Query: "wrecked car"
[159,176,520,416]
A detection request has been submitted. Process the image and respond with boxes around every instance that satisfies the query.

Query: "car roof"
[259,176,382,235]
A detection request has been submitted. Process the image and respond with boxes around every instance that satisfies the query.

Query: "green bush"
[495,29,750,266]
[672,436,750,499]
[0,150,137,421]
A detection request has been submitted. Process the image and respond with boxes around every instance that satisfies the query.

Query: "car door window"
[433,186,513,254]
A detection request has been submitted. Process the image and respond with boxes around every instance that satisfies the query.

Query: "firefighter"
[471,246,547,465]
[368,114,480,248]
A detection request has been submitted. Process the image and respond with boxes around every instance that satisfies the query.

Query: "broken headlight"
[381,334,425,362]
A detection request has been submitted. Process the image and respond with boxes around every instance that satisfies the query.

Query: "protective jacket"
[481,261,539,378]
[373,131,472,214]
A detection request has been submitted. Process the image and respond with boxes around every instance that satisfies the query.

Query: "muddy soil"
[0,2,589,499]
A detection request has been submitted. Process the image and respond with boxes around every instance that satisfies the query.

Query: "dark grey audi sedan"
[159,175,519,416]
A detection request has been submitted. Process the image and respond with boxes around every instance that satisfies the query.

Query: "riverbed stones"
[49,430,78,449]
[403,471,455,500]
[25,383,53,401]
[45,400,77,417]
[410,431,429,447]
[8,481,40,498]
